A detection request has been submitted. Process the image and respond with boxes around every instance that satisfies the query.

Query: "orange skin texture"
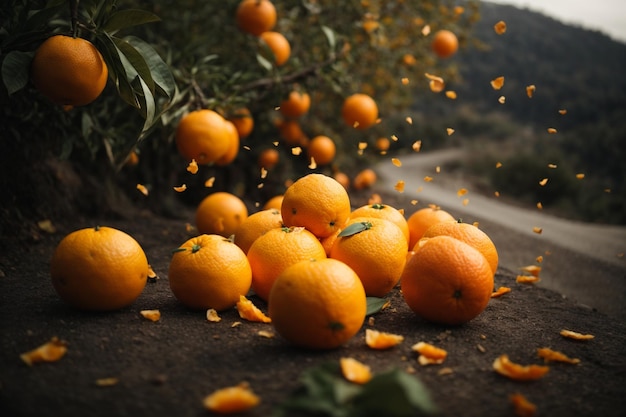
[196,192,248,237]
[233,208,284,254]
[175,109,231,164]
[406,206,455,250]
[330,217,408,297]
[235,0,277,36]
[431,29,459,58]
[341,93,379,130]
[215,120,240,166]
[31,35,108,106]
[263,195,284,210]
[281,173,351,238]
[169,234,252,311]
[422,221,499,275]
[269,258,367,350]
[227,107,254,139]
[307,135,336,166]
[279,91,311,119]
[260,31,291,66]
[50,226,148,311]
[247,227,327,301]
[401,235,494,325]
[258,148,280,169]
[352,168,377,190]
[350,203,410,245]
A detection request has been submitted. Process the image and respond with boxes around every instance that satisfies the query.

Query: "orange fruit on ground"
[341,93,379,130]
[247,226,327,301]
[175,109,231,164]
[406,206,455,250]
[260,31,290,66]
[196,192,249,237]
[233,208,283,254]
[319,227,342,257]
[235,0,277,36]
[401,235,494,325]
[330,217,408,297]
[277,119,306,145]
[268,258,366,349]
[352,168,377,190]
[333,171,350,190]
[168,234,252,311]
[31,35,108,106]
[307,135,336,166]
[215,120,240,165]
[281,173,351,238]
[227,107,254,139]
[350,203,410,245]
[375,137,391,152]
[263,194,284,210]
[431,29,459,58]
[279,90,311,119]
[50,226,148,311]
[258,148,280,169]
[422,221,499,274]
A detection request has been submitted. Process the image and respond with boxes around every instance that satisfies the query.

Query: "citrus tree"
[0,0,479,223]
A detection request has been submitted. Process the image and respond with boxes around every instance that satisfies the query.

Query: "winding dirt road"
[376,148,626,320]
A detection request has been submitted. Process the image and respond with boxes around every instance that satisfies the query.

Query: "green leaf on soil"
[338,221,372,237]
[366,297,387,316]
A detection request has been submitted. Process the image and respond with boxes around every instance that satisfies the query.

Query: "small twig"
[69,0,80,37]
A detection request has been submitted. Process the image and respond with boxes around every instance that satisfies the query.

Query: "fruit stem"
[69,0,80,38]
[191,243,202,253]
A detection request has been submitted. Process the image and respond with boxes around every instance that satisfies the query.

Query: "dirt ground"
[1,191,626,417]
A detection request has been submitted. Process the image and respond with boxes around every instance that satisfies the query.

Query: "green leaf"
[1,50,33,95]
[97,32,138,108]
[24,1,66,31]
[133,75,156,132]
[113,37,155,93]
[102,9,161,34]
[338,221,372,237]
[366,297,387,316]
[321,25,336,50]
[125,36,176,99]
[256,53,273,71]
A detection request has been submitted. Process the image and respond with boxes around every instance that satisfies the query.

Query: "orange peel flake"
[187,159,199,174]
[516,275,540,284]
[520,265,541,277]
[136,184,148,196]
[537,347,580,364]
[203,382,260,414]
[206,308,221,322]
[494,21,507,35]
[412,342,447,365]
[340,357,372,384]
[140,309,161,322]
[560,329,594,341]
[490,76,505,90]
[493,354,549,381]
[491,286,511,298]
[365,328,404,350]
[526,85,536,98]
[236,295,271,323]
[510,392,537,417]
[20,337,68,366]
[391,158,402,167]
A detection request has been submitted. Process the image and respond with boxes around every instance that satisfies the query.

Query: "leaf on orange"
[20,337,68,366]
[340,357,372,384]
[365,328,404,350]
[537,347,580,364]
[203,382,260,414]
[236,295,271,323]
[491,286,511,298]
[412,342,447,365]
[560,329,594,341]
[509,392,537,417]
[493,354,549,381]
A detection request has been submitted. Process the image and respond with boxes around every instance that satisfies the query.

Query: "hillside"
[409,1,626,224]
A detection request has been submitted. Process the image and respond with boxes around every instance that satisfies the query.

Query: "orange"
[279,90,311,119]
[260,31,290,66]
[168,234,252,311]
[247,226,326,301]
[227,107,254,139]
[375,137,390,153]
[258,148,280,169]
[350,203,410,245]
[333,171,350,190]
[233,208,283,254]
[50,226,148,311]
[263,194,284,210]
[307,135,336,166]
[319,227,342,257]
[431,29,459,58]
[175,109,231,164]
[31,35,108,106]
[330,217,408,297]
[215,120,240,165]
[277,119,306,146]
[406,206,455,250]
[268,258,366,349]
[235,0,277,36]
[422,220,499,274]
[352,168,377,190]
[196,192,249,237]
[341,93,378,130]
[401,235,494,325]
[281,173,351,238]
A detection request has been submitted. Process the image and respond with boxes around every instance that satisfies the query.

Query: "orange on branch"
[279,90,311,119]
[260,31,290,66]
[235,0,276,36]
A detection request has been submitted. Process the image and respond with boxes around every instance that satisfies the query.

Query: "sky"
[487,0,626,43]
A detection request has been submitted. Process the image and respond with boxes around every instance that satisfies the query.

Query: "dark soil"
[1,191,625,417]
